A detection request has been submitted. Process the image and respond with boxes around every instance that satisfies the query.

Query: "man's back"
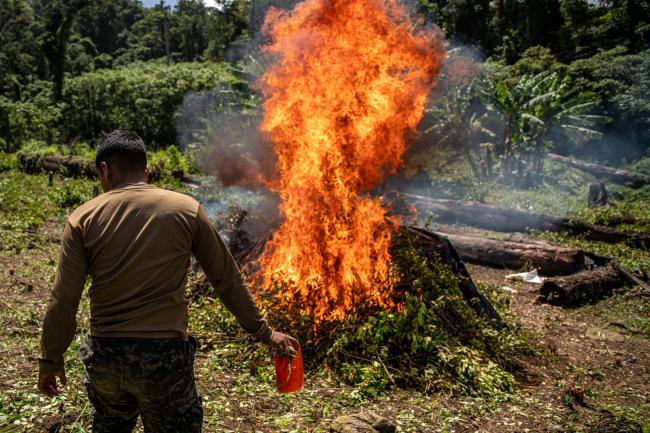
[71,183,198,339]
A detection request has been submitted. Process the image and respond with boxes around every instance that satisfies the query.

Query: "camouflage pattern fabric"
[78,336,203,433]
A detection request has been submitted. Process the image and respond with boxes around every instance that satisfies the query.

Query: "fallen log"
[17,151,200,184]
[18,152,97,178]
[439,232,590,276]
[539,263,626,306]
[396,193,650,250]
[601,215,642,227]
[548,153,650,188]
[393,193,565,233]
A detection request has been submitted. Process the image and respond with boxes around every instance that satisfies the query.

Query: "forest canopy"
[0,0,649,175]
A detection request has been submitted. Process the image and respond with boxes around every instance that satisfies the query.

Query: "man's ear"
[99,161,110,179]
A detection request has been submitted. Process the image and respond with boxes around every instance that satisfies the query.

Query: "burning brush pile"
[203,0,520,397]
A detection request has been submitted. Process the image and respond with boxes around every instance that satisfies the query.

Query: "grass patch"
[0,171,95,251]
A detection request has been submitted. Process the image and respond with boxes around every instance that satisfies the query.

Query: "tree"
[204,0,250,62]
[482,71,606,186]
[0,0,42,99]
[598,0,650,51]
[115,3,171,64]
[33,0,92,101]
[422,81,496,180]
[418,0,492,51]
[173,0,208,62]
[74,0,144,67]
[489,0,564,63]
[569,47,650,157]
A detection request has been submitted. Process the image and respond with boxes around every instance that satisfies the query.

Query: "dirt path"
[456,264,650,432]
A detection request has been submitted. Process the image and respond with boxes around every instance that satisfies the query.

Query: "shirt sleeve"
[39,220,88,375]
[191,205,273,344]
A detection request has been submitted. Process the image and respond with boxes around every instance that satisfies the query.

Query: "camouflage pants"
[78,336,203,433]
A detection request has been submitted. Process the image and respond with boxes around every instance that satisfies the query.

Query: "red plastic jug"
[274,343,304,393]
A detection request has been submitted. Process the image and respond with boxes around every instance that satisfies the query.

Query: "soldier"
[37,130,297,432]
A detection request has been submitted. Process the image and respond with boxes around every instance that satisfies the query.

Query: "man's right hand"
[38,369,66,397]
[265,331,299,359]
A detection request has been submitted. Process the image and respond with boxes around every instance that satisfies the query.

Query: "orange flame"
[257,0,443,323]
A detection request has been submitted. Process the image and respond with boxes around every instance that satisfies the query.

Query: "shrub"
[148,146,191,182]
[53,179,92,209]
[0,152,16,171]
[61,61,250,147]
[0,96,62,151]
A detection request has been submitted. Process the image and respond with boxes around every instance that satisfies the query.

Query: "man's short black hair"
[95,130,147,172]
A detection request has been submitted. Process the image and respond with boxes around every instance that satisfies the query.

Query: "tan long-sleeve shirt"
[39,183,272,374]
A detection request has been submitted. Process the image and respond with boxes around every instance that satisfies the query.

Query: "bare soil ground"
[1,221,649,432]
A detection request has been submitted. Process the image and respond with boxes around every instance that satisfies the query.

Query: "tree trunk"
[439,232,589,276]
[42,1,92,102]
[397,193,650,250]
[539,264,625,306]
[464,146,482,181]
[548,153,650,188]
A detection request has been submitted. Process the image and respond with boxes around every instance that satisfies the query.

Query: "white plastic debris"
[505,269,546,284]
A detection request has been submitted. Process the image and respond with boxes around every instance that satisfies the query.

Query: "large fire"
[257,0,443,323]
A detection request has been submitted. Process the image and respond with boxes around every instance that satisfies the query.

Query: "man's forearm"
[217,280,273,344]
[39,221,87,374]
[39,299,78,374]
[192,204,273,343]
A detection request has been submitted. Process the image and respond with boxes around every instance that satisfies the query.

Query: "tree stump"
[588,182,608,207]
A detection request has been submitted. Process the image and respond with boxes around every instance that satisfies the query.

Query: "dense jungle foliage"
[0,0,648,187]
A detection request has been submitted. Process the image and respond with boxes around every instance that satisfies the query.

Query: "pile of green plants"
[247,228,521,399]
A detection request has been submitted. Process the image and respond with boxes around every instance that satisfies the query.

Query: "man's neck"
[109,175,147,191]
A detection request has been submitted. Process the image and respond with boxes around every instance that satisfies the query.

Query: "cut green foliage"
[260,229,519,399]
